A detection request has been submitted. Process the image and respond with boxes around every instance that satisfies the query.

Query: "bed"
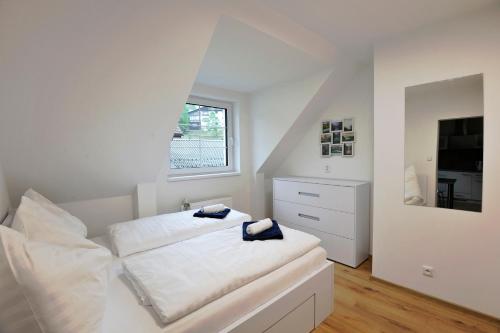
[0,172,333,333]
[95,220,333,333]
[95,233,332,333]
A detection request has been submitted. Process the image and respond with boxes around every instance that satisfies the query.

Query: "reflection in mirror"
[404,74,483,212]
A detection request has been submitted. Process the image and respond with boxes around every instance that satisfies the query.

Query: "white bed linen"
[404,165,425,205]
[122,225,320,325]
[11,196,88,243]
[24,189,87,237]
[108,209,251,257]
[102,246,327,333]
[1,226,112,333]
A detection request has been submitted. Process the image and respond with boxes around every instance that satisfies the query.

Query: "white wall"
[249,69,334,218]
[276,64,373,182]
[58,83,252,231]
[0,161,10,219]
[0,0,338,231]
[0,0,340,233]
[154,83,252,215]
[59,195,134,238]
[248,49,363,220]
[373,8,500,318]
[405,75,483,206]
[275,64,374,249]
[250,70,331,173]
[0,0,222,205]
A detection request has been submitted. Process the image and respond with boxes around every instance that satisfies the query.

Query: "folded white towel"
[201,204,226,214]
[404,165,424,206]
[246,218,273,235]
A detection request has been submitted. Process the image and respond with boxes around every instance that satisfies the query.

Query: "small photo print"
[321,143,331,157]
[331,120,343,132]
[322,121,330,133]
[343,118,354,132]
[343,142,354,157]
[342,131,355,142]
[330,144,343,156]
[332,131,341,144]
[321,133,332,144]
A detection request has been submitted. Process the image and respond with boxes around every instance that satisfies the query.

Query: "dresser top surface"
[274,176,369,187]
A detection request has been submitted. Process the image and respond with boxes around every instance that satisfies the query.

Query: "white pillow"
[0,225,42,333]
[0,225,112,333]
[12,196,85,242]
[24,188,87,237]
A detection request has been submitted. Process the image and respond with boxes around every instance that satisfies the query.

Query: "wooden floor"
[314,258,500,333]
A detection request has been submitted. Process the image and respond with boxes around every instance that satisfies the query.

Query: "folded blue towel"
[242,220,283,241]
[193,208,231,219]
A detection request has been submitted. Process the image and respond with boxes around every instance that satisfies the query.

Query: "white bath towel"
[201,204,226,214]
[405,165,424,205]
[246,218,273,235]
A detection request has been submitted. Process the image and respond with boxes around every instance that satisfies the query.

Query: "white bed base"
[0,163,334,333]
[222,261,333,333]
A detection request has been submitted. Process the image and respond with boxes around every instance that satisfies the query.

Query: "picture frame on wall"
[331,120,343,132]
[321,121,330,133]
[343,118,354,131]
[332,131,341,144]
[321,144,330,157]
[330,144,343,156]
[321,133,332,144]
[343,142,354,157]
[319,118,356,157]
[341,131,355,142]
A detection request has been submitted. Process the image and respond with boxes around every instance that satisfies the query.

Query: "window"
[169,96,234,176]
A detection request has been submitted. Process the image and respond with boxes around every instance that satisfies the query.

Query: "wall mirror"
[404,74,483,212]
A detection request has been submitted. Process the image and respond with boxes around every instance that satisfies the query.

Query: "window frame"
[168,95,235,177]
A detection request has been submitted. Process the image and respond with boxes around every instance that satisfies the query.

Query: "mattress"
[93,236,327,333]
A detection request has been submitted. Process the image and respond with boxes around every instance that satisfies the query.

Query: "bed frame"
[223,262,333,333]
[0,166,334,333]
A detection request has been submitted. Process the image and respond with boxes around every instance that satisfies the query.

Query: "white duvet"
[108,209,251,257]
[122,225,320,325]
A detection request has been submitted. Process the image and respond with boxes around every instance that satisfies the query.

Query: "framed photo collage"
[321,118,355,158]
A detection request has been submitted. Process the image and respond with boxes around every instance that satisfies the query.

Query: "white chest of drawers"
[273,177,370,268]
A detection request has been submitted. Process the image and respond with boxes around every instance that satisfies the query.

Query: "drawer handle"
[298,191,320,198]
[298,213,320,221]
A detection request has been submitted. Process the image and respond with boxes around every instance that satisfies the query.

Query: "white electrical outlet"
[324,165,331,173]
[422,265,434,277]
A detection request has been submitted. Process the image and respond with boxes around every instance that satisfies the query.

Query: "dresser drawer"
[282,222,355,266]
[265,296,314,333]
[274,200,354,239]
[274,180,354,212]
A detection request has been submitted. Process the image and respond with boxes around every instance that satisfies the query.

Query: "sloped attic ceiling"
[1,0,493,206]
[0,0,337,205]
[0,0,221,204]
[260,0,498,55]
[196,16,329,93]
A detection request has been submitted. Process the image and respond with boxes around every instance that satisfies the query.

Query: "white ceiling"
[260,0,498,53]
[195,0,498,93]
[195,16,329,93]
[407,73,483,97]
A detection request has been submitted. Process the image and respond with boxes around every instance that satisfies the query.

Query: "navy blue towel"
[193,208,231,219]
[242,220,283,241]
